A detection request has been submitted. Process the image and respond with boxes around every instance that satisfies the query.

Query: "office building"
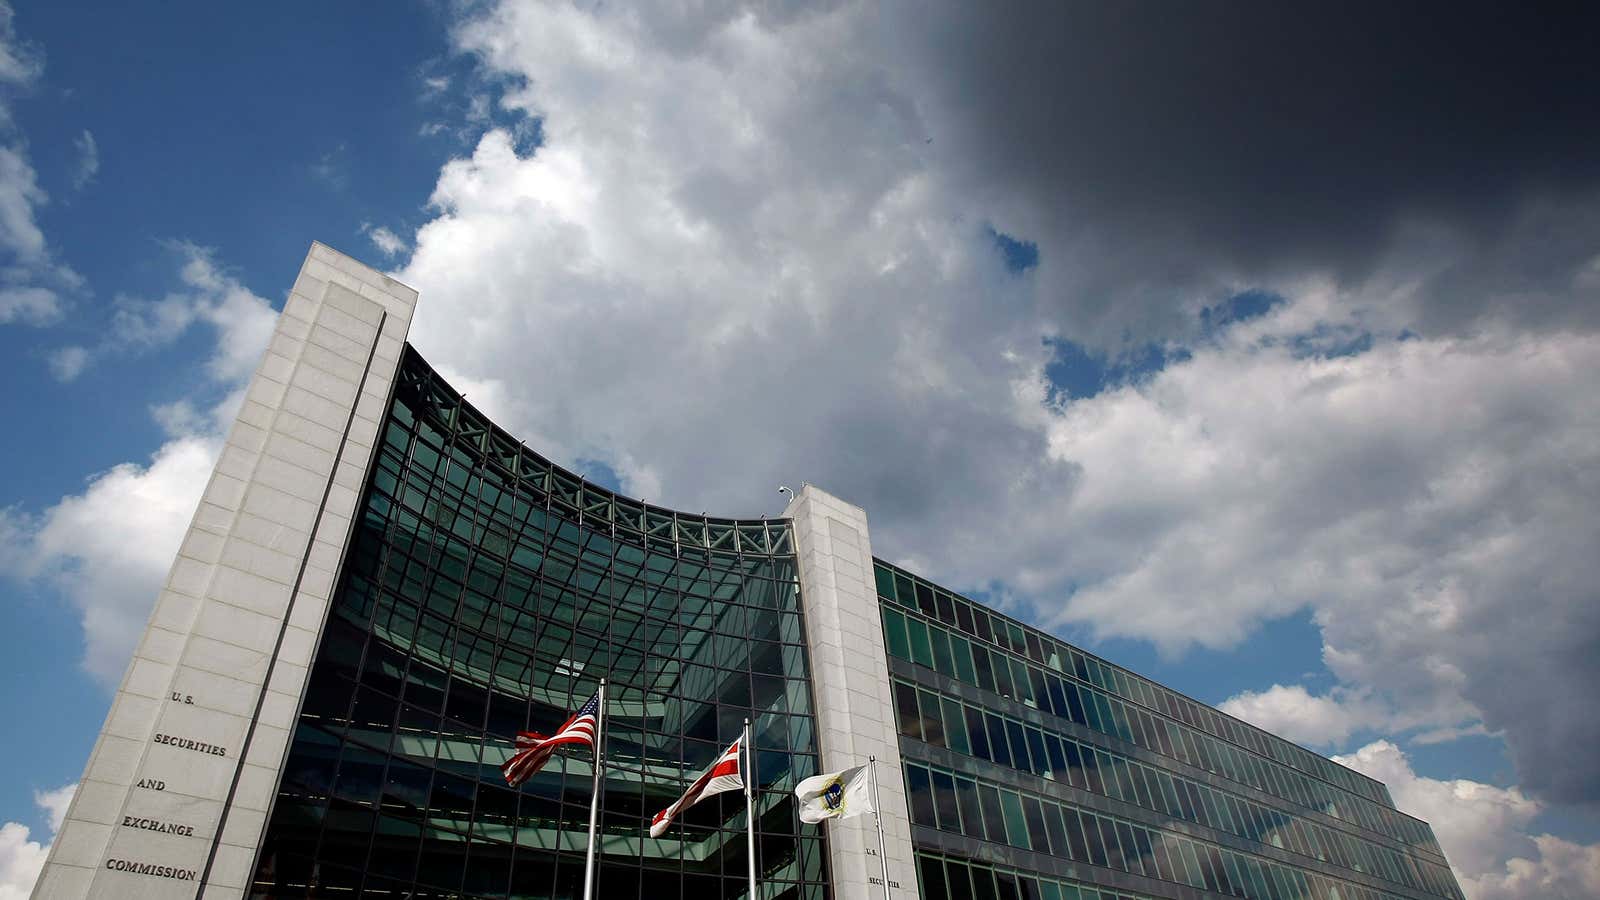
[32,245,1463,900]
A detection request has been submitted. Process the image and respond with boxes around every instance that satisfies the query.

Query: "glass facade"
[250,347,828,898]
[238,338,1461,900]
[876,560,1465,900]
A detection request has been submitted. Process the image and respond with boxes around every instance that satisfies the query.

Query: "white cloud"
[3,7,1590,891]
[2,435,221,682]
[0,143,45,262]
[3,245,270,682]
[70,129,97,190]
[1042,317,1600,800]
[1336,742,1600,900]
[396,0,1600,808]
[46,344,85,381]
[1219,684,1400,748]
[0,284,56,324]
[309,144,348,191]
[0,8,82,327]
[360,221,407,258]
[59,241,276,381]
[0,1,41,122]
[0,782,74,900]
[31,786,73,836]
[1473,836,1600,900]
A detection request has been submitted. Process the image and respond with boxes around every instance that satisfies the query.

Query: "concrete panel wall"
[784,485,919,900]
[32,244,416,900]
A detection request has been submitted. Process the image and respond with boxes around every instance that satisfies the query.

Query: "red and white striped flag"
[649,735,745,837]
[501,692,601,787]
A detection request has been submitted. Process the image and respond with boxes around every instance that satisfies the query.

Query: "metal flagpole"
[869,755,891,900]
[581,679,606,900]
[744,718,758,900]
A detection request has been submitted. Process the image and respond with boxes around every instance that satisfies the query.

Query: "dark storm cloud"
[887,1,1600,333]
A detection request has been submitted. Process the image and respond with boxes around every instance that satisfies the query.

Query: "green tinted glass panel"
[882,606,911,660]
[1011,657,1035,705]
[875,564,897,601]
[894,574,916,609]
[951,634,977,684]
[943,697,971,755]
[931,626,956,675]
[907,616,935,668]
[999,789,1032,851]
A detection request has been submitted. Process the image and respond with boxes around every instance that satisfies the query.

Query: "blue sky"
[2,3,1598,898]
[0,0,465,836]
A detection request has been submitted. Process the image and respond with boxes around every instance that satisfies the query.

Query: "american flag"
[648,735,744,837]
[501,692,601,787]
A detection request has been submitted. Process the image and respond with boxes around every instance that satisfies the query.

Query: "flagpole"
[744,718,758,900]
[582,679,606,900]
[870,755,891,900]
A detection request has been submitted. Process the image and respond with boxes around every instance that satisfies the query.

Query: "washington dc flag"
[649,735,745,837]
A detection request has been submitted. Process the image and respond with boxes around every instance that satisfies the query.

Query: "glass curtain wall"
[874,560,1464,900]
[250,347,827,899]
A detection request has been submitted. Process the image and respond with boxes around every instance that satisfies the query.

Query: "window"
[1098,816,1124,871]
[1078,810,1108,867]
[907,764,937,828]
[973,646,996,694]
[1022,795,1051,854]
[932,770,962,833]
[931,626,956,675]
[907,617,935,668]
[991,650,1015,698]
[894,681,922,740]
[966,705,991,761]
[978,784,1008,848]
[1043,800,1069,861]
[919,688,946,747]
[1044,733,1067,781]
[1005,720,1031,772]
[881,607,910,660]
[1062,805,1090,863]
[874,565,897,602]
[920,854,951,900]
[955,777,985,841]
[985,713,1013,768]
[1026,727,1050,779]
[944,698,971,755]
[1117,822,1145,877]
[955,601,975,636]
[951,634,978,684]
[999,790,1032,851]
[946,859,976,900]
[973,610,994,644]
[1063,740,1088,792]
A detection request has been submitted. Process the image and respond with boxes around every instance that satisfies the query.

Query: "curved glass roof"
[397,345,792,557]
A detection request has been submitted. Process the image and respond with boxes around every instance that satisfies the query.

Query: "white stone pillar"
[33,244,417,900]
[784,485,919,900]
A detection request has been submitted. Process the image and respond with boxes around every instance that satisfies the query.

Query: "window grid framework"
[250,346,830,899]
[903,755,1439,900]
[891,676,1460,900]
[873,560,1441,858]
